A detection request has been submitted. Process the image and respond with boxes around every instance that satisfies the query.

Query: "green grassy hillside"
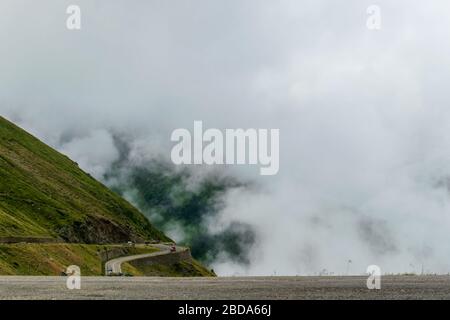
[0,243,215,277]
[0,116,170,243]
[0,243,159,275]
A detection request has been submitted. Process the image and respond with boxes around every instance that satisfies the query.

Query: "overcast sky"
[2,0,450,275]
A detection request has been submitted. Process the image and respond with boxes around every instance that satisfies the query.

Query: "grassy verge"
[122,257,216,277]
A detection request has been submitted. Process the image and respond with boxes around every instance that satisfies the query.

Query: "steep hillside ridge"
[0,116,170,243]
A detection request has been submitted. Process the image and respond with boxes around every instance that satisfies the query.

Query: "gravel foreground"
[1,275,450,300]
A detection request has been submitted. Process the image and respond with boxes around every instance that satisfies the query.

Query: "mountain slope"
[0,116,170,243]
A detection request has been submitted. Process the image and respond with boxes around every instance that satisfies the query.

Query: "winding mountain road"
[105,244,183,275]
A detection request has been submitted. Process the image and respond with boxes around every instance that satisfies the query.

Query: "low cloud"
[2,0,450,275]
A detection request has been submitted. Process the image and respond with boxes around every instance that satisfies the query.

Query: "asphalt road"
[105,244,183,274]
[1,275,450,299]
